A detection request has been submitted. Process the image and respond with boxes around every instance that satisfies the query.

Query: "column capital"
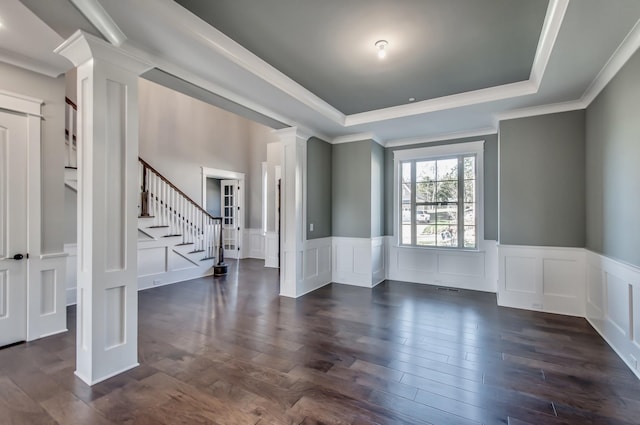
[55,30,153,75]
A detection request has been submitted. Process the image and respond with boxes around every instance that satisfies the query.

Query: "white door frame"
[201,167,245,259]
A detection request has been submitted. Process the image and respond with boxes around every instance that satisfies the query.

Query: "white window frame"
[393,141,484,251]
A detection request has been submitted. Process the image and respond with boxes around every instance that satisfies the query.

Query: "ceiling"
[174,0,548,115]
[8,0,640,145]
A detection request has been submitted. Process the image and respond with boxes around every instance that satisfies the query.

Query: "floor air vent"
[437,287,460,293]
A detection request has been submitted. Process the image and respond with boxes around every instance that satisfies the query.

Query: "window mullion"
[411,160,417,246]
[457,156,464,248]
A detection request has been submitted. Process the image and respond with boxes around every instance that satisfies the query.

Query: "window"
[395,141,483,250]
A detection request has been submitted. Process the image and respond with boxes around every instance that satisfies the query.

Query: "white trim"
[497,245,586,316]
[385,128,496,149]
[393,140,485,252]
[75,362,139,386]
[0,90,43,116]
[529,0,570,86]
[581,18,640,106]
[0,53,67,79]
[494,100,586,124]
[393,140,484,161]
[331,133,384,146]
[345,81,536,127]
[39,252,69,260]
[69,0,127,46]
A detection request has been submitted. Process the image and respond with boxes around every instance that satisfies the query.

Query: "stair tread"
[139,215,155,219]
[163,234,182,238]
[188,250,205,254]
[148,225,169,228]
[200,256,215,261]
[175,242,194,246]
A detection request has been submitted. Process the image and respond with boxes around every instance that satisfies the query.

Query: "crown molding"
[385,127,497,149]
[69,0,127,46]
[0,52,66,78]
[529,0,570,87]
[55,31,152,75]
[345,81,536,126]
[331,132,384,146]
[581,17,640,107]
[494,100,586,125]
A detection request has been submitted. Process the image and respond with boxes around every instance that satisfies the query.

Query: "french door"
[221,180,239,259]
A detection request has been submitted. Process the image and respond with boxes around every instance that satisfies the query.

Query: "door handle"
[12,254,24,260]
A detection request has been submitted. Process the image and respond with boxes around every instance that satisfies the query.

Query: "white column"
[274,128,307,298]
[56,31,152,385]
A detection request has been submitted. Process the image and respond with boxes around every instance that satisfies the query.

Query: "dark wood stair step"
[162,234,182,238]
[139,215,155,219]
[148,225,169,228]
[175,242,194,246]
[200,256,215,261]
[188,250,205,254]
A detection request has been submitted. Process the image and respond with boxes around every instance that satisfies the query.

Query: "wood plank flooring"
[1,258,639,424]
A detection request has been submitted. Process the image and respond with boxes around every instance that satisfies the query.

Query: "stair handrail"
[65,97,77,110]
[138,157,219,222]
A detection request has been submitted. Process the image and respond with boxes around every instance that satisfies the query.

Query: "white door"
[0,111,28,347]
[221,179,239,259]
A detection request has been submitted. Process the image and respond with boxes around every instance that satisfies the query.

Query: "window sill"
[392,244,485,254]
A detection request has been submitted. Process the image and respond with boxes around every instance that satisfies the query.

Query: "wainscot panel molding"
[497,245,585,317]
[585,250,640,379]
[28,254,68,340]
[244,228,265,260]
[64,239,214,305]
[264,232,279,268]
[386,239,498,293]
[299,237,332,297]
[332,237,385,288]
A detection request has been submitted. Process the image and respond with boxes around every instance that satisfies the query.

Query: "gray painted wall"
[371,142,385,238]
[384,134,499,240]
[0,62,66,254]
[206,178,221,217]
[500,111,585,247]
[586,48,640,267]
[307,137,332,239]
[332,140,372,238]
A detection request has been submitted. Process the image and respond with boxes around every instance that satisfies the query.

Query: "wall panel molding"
[497,245,585,316]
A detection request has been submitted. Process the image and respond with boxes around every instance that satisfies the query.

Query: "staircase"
[138,158,222,269]
[64,97,222,288]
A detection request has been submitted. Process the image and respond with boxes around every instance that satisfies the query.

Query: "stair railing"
[65,97,77,168]
[138,157,221,260]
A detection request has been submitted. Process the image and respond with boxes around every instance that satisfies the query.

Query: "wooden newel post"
[140,163,150,217]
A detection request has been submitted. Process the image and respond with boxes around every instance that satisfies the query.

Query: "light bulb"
[375,40,388,60]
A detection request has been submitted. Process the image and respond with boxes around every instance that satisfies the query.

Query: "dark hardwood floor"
[1,259,639,424]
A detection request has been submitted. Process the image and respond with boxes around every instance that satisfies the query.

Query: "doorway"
[202,167,245,260]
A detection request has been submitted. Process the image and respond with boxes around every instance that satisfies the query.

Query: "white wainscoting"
[264,231,279,268]
[64,239,214,304]
[299,237,332,296]
[497,245,585,316]
[27,253,68,340]
[387,239,498,293]
[332,237,385,288]
[585,250,640,379]
[244,228,265,260]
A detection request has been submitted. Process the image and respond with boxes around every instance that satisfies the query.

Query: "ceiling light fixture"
[375,40,388,59]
